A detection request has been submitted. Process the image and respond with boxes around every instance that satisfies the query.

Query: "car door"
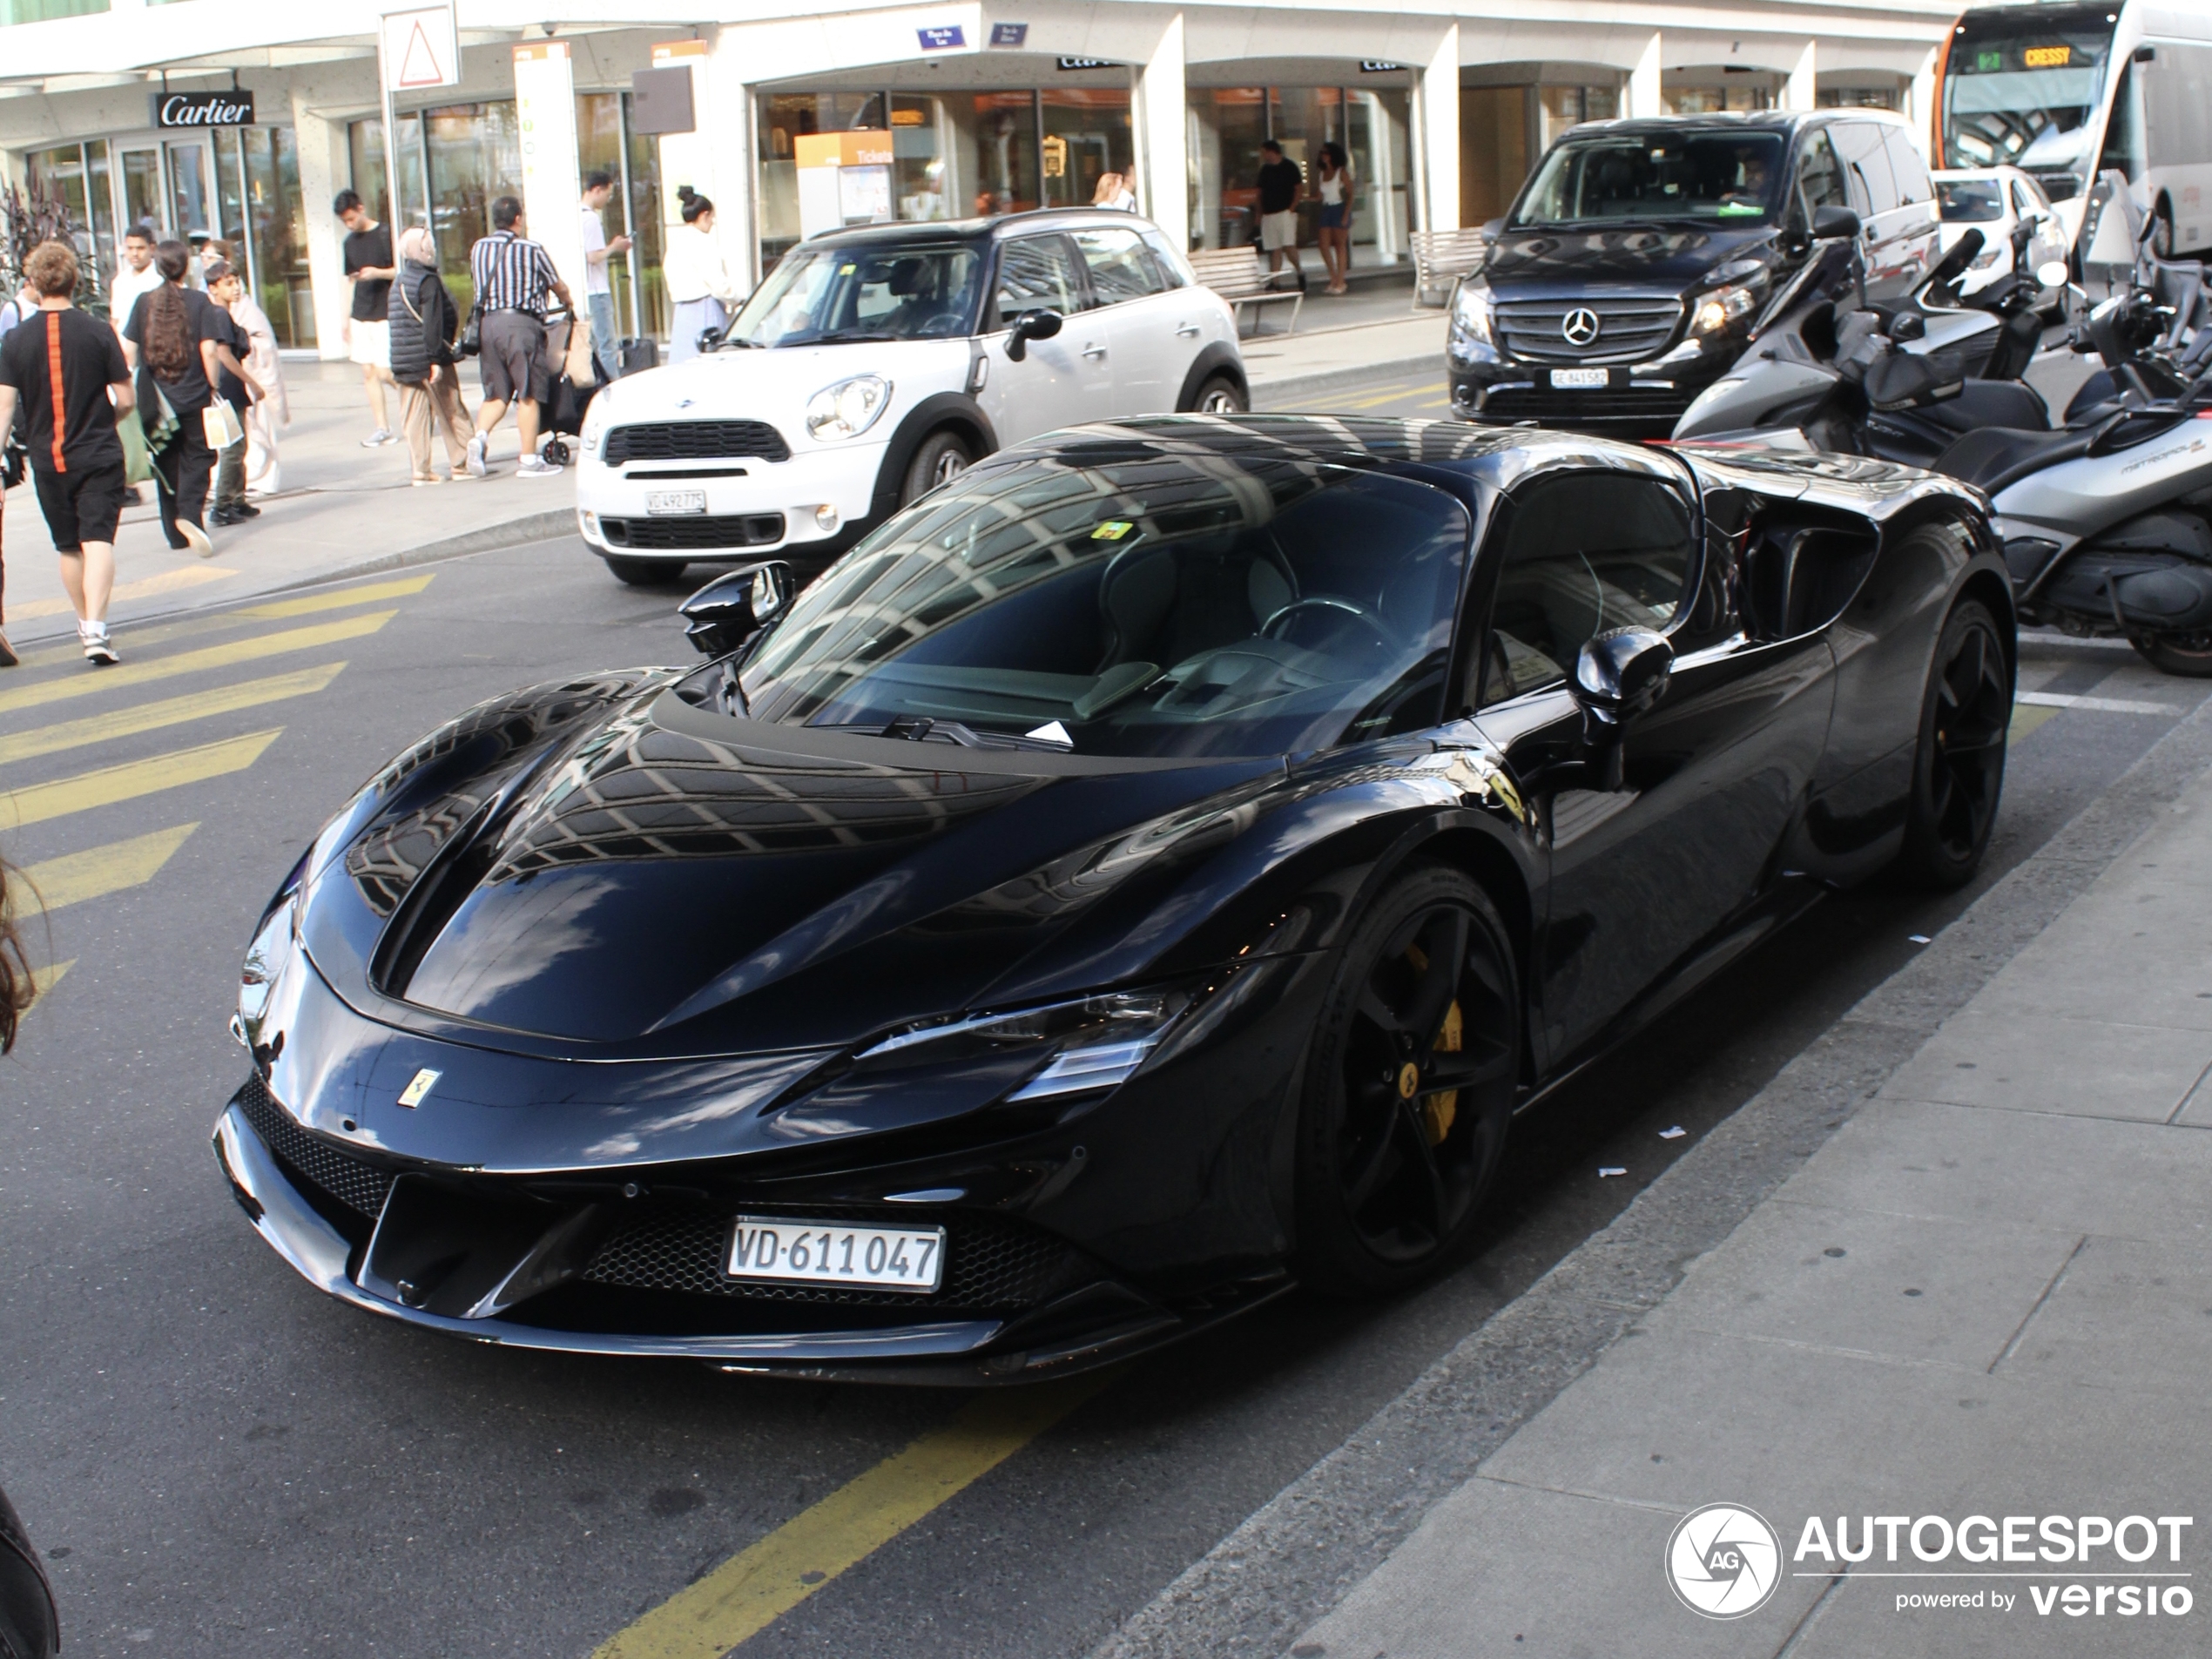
[1069,222,1179,414]
[1833,121,1911,300]
[978,233,1106,444]
[1465,461,1834,1069]
[1881,126,1941,288]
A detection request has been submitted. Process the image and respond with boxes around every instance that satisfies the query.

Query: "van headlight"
[1690,283,1760,336]
[805,374,893,442]
[1452,280,1494,347]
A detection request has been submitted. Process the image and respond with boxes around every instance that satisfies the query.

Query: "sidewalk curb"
[1092,698,2212,1659]
[1251,351,1444,408]
[263,507,579,595]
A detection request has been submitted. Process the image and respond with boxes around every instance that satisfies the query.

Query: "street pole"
[376,28,402,229]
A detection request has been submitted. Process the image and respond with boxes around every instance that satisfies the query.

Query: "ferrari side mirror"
[680,561,793,658]
[1569,627,1673,790]
[1003,307,1062,363]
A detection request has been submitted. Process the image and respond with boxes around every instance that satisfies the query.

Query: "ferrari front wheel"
[1895,597,2010,888]
[1295,866,1521,1297]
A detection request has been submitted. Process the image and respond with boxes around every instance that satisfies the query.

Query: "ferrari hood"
[301,681,1281,1055]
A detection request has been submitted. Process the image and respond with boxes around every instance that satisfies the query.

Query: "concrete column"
[701,32,759,293]
[1911,46,1940,152]
[291,85,350,361]
[1627,32,1662,120]
[1787,41,1817,113]
[1133,11,1188,246]
[1418,23,1460,232]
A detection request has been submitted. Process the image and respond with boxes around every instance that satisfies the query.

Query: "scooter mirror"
[2036,260,2071,289]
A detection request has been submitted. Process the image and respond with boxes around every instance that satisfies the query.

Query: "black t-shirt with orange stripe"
[0,304,129,474]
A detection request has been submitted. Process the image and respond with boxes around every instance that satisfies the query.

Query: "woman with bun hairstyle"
[661,187,743,363]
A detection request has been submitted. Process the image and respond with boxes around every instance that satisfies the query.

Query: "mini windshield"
[725,242,985,347]
[1511,132,1785,226]
[1938,179,2006,222]
[734,443,1472,759]
[1942,10,2114,199]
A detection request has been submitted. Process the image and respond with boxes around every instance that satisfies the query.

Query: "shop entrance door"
[165,139,213,241]
[118,145,163,235]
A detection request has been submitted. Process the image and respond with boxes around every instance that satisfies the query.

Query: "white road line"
[2016,691,2182,716]
[2017,632,2134,651]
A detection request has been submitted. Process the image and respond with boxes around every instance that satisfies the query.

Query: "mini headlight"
[1452,280,1494,345]
[856,988,1197,1103]
[1689,282,1760,337]
[578,389,612,456]
[806,374,893,442]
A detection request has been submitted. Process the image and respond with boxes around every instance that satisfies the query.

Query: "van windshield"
[1511,132,1786,227]
[725,242,986,347]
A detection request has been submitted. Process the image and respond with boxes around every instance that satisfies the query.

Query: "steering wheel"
[1261,597,1392,651]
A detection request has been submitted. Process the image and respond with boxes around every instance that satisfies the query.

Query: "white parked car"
[575,209,1247,585]
[1933,166,2067,295]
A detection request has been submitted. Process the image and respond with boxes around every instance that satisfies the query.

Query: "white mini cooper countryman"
[574,208,1248,585]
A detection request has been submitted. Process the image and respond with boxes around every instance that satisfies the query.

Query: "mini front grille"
[583,1204,1087,1311]
[604,421,791,463]
[1494,297,1684,364]
[235,1075,395,1220]
[1476,385,1692,427]
[600,513,786,552]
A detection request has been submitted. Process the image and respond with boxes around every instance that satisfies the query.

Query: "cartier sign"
[151,91,256,128]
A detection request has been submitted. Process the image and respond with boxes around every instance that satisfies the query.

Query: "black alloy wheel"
[2131,629,2212,678]
[902,428,974,505]
[1897,597,2010,887]
[604,556,688,587]
[1296,867,1521,1295]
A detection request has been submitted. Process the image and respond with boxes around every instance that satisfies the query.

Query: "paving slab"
[1878,1008,2212,1123]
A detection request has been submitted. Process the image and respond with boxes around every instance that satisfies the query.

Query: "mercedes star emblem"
[1561,307,1602,347]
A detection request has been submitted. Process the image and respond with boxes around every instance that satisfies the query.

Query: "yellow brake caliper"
[1403,943,1462,1145]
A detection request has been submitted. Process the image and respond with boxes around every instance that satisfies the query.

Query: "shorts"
[1261,210,1299,250]
[33,460,129,551]
[479,308,550,405]
[1318,202,1347,230]
[348,317,391,370]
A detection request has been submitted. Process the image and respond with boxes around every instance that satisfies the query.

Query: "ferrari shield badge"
[397,1068,442,1108]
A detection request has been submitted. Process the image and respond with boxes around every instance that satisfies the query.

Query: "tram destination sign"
[152,90,256,128]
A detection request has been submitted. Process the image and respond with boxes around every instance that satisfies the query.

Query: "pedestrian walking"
[1091,172,1137,212]
[1315,143,1355,295]
[219,253,289,496]
[121,239,247,558]
[389,226,475,486]
[334,190,398,448]
[106,224,164,338]
[1256,139,1305,284]
[0,239,137,665]
[0,275,40,337]
[200,260,264,527]
[579,170,632,381]
[465,196,572,479]
[663,187,741,364]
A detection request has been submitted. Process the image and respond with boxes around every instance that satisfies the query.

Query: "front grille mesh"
[1494,296,1683,364]
[236,1075,395,1220]
[604,421,791,463]
[584,1205,1083,1311]
[601,512,786,551]
[1477,385,1692,427]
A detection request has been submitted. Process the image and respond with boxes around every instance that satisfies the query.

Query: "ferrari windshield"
[736,442,1471,759]
[725,241,986,347]
[1512,132,1785,226]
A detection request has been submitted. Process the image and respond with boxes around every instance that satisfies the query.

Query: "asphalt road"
[2,496,2206,1657]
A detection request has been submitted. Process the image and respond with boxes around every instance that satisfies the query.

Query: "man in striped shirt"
[467,196,573,479]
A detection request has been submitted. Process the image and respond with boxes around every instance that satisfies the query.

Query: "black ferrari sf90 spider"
[216,415,2012,1383]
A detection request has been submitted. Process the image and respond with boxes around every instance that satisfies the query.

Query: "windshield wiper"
[805,331,903,346]
[820,717,1073,752]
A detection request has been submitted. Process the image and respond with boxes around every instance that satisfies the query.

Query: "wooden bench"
[1409,227,1490,307]
[1189,246,1305,335]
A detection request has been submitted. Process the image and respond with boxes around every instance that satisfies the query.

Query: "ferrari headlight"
[237,852,308,1040]
[856,988,1197,1102]
[805,374,892,442]
[1690,282,1760,336]
[1452,280,1494,346]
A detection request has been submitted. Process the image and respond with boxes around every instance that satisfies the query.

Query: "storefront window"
[0,0,107,21]
[1040,89,1132,209]
[119,146,160,236]
[1666,82,1777,115]
[1189,84,1409,260]
[21,142,99,299]
[242,125,314,347]
[353,104,523,314]
[1818,87,1903,111]
[1538,85,1621,153]
[963,91,1039,219]
[891,94,949,223]
[577,91,668,346]
[1346,91,1411,263]
[1193,88,1267,249]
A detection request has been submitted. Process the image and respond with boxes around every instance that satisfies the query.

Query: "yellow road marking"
[2010,704,2063,741]
[16,824,197,912]
[1338,380,1448,411]
[0,730,280,830]
[0,664,345,767]
[238,572,435,619]
[5,564,239,623]
[30,960,73,1001]
[0,611,394,717]
[592,1370,1117,1659]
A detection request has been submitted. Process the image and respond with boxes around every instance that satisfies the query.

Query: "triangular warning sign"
[396,19,444,88]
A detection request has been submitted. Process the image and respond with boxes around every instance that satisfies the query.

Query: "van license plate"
[1550,368,1608,389]
[647,490,708,516]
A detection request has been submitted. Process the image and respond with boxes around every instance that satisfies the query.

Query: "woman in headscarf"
[387,226,474,485]
[661,187,743,364]
[120,239,243,556]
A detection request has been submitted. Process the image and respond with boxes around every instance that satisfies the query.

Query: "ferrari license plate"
[646,489,708,516]
[1549,367,1608,389]
[725,1216,947,1293]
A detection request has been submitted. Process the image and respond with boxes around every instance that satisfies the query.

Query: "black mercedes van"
[1447,111,1939,435]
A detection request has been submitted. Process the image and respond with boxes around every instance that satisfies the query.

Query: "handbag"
[459,295,484,359]
[116,405,153,486]
[202,397,244,451]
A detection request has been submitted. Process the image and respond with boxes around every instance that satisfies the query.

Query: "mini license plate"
[725,1216,947,1294]
[1549,367,1609,390]
[646,489,708,516]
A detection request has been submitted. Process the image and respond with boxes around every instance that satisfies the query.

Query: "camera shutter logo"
[1561,307,1602,347]
[1666,1504,1782,1619]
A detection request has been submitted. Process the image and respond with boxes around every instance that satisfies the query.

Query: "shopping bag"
[562,314,596,388]
[117,406,153,487]
[202,398,244,451]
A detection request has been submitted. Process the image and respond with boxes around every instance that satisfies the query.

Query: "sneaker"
[0,631,17,669]
[361,428,396,448]
[411,475,445,488]
[80,624,118,666]
[178,518,215,557]
[235,501,261,519]
[465,433,489,478]
[516,455,563,478]
[208,505,242,527]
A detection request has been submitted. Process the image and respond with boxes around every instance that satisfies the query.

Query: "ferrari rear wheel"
[1896,597,2009,888]
[1296,866,1521,1296]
